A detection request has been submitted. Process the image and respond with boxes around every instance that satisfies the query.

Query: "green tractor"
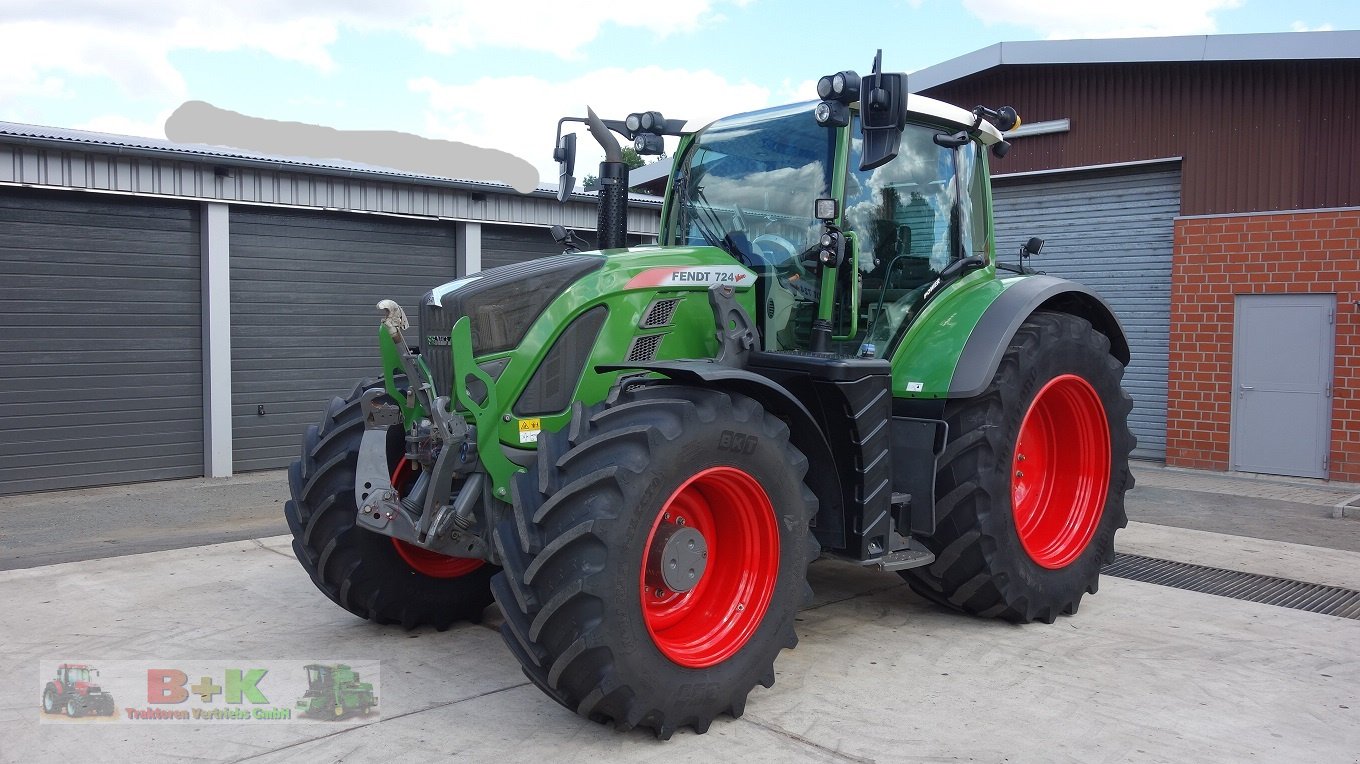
[296,664,377,719]
[285,52,1134,739]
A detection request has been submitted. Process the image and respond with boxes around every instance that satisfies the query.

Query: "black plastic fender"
[597,360,843,548]
[949,275,1131,398]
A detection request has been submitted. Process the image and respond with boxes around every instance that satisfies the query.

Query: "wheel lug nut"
[736,603,745,612]
[1016,471,1024,478]
[655,588,665,598]
[676,517,686,526]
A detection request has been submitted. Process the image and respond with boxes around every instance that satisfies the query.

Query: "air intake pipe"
[585,106,628,251]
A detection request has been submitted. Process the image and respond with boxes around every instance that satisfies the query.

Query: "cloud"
[0,2,734,102]
[961,0,1242,38]
[410,66,771,185]
[408,2,720,58]
[1291,21,1335,33]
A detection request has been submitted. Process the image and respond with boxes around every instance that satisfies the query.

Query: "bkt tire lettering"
[717,430,758,454]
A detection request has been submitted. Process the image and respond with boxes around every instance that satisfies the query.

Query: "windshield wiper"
[674,173,731,254]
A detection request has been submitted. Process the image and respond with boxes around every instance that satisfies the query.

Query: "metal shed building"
[0,124,661,494]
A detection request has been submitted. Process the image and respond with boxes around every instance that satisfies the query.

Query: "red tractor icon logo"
[42,664,116,717]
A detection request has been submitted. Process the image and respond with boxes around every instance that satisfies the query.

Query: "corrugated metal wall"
[992,165,1180,458]
[0,141,662,236]
[0,188,202,495]
[925,60,1359,215]
[230,209,457,471]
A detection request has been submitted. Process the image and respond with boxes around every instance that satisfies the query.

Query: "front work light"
[816,70,860,103]
[815,100,849,127]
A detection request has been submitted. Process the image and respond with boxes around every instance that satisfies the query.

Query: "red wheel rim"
[388,458,484,578]
[1010,374,1111,569]
[640,466,780,668]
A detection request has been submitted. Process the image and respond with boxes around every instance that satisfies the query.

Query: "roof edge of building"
[0,121,661,208]
[910,29,1360,92]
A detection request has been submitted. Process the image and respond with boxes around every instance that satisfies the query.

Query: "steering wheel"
[750,233,799,266]
[752,233,821,302]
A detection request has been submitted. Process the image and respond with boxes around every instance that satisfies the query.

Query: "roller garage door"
[992,165,1180,459]
[0,188,202,495]
[480,223,648,270]
[230,209,456,471]
[481,224,567,270]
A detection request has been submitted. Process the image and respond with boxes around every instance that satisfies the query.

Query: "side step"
[862,538,935,572]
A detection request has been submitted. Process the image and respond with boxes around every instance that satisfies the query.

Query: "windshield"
[669,103,835,270]
[668,103,837,350]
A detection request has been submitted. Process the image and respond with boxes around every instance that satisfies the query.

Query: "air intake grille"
[641,298,681,328]
[626,334,664,362]
[1103,553,1360,620]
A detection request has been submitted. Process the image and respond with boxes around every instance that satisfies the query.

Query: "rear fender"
[949,275,1130,398]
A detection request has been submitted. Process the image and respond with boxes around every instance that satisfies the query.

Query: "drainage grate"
[1102,553,1360,620]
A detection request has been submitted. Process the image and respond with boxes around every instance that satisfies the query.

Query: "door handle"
[1239,385,1255,390]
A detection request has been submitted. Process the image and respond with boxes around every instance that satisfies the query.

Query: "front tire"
[42,686,58,714]
[285,379,497,630]
[903,311,1135,623]
[492,385,818,739]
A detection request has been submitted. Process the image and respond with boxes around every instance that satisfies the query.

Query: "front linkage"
[349,300,511,567]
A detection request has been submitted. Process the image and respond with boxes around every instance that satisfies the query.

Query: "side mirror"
[1023,237,1044,257]
[859,51,908,171]
[554,132,577,203]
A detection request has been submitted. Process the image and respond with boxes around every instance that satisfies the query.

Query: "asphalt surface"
[3,461,1357,571]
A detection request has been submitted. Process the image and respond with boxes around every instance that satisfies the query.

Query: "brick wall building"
[1169,210,1360,481]
[915,30,1360,480]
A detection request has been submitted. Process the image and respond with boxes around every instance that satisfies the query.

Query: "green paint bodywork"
[376,105,1051,504]
[890,266,1012,398]
[394,246,760,498]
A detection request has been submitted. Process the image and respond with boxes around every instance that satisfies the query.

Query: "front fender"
[598,360,844,549]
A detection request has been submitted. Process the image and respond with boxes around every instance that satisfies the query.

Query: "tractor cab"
[58,664,95,686]
[661,89,1007,360]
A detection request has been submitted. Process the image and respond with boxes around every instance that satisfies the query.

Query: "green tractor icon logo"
[295,664,376,719]
[42,663,115,717]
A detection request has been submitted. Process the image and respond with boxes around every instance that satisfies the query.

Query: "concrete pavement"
[3,462,1359,762]
[2,527,1358,763]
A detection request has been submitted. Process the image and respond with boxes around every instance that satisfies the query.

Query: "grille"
[641,298,681,328]
[626,334,664,363]
[1103,553,1360,620]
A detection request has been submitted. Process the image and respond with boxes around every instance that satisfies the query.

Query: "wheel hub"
[650,523,708,593]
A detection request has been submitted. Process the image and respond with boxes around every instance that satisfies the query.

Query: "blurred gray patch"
[165,101,539,193]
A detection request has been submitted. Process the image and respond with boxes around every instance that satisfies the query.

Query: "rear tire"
[492,385,818,739]
[42,686,58,714]
[286,378,497,630]
[902,311,1134,623]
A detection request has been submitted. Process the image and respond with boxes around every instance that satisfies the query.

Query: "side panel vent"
[640,298,681,329]
[626,334,664,363]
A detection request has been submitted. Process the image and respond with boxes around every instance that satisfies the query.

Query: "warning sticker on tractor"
[625,265,756,290]
[518,418,541,444]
